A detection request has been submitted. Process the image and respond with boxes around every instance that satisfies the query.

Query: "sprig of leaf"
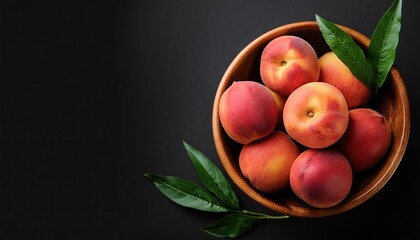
[367,0,402,87]
[144,174,230,212]
[183,141,240,210]
[201,214,261,238]
[316,0,402,88]
[144,142,288,238]
[315,15,376,87]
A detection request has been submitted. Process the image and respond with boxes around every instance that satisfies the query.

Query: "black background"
[0,0,419,239]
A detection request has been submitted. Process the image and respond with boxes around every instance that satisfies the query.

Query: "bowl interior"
[212,21,410,217]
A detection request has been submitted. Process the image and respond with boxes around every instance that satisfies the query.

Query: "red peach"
[289,149,353,208]
[283,82,349,149]
[335,108,392,172]
[218,81,278,144]
[319,52,372,109]
[239,130,300,193]
[260,35,320,96]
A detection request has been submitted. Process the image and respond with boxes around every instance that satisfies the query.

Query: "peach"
[319,52,372,109]
[239,130,300,193]
[335,108,392,172]
[268,89,286,130]
[289,149,353,208]
[283,82,349,149]
[218,81,278,144]
[260,35,320,96]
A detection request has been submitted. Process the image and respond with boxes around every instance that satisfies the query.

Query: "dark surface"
[0,0,419,239]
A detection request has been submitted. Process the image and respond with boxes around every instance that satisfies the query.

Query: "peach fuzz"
[319,52,372,109]
[289,149,353,208]
[218,81,278,145]
[260,35,320,97]
[335,108,392,172]
[283,82,349,149]
[239,130,300,193]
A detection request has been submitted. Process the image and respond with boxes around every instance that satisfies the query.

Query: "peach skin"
[335,108,392,172]
[283,82,349,149]
[239,130,300,193]
[260,35,320,97]
[218,81,278,144]
[319,52,372,109]
[289,149,353,208]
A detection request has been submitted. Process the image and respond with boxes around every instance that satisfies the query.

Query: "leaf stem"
[233,209,289,219]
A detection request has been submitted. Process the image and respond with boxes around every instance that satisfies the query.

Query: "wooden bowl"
[212,21,410,217]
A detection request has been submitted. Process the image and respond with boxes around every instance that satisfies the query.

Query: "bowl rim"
[212,21,410,217]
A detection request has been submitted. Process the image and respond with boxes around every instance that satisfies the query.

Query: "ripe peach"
[335,108,392,172]
[239,130,300,193]
[260,35,320,96]
[283,82,349,149]
[319,52,372,109]
[218,81,278,144]
[289,149,353,208]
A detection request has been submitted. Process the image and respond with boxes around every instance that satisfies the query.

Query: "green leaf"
[183,141,240,210]
[367,0,402,87]
[201,214,261,238]
[316,14,376,87]
[144,173,229,212]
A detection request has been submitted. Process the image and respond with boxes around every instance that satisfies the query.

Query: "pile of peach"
[218,35,392,208]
